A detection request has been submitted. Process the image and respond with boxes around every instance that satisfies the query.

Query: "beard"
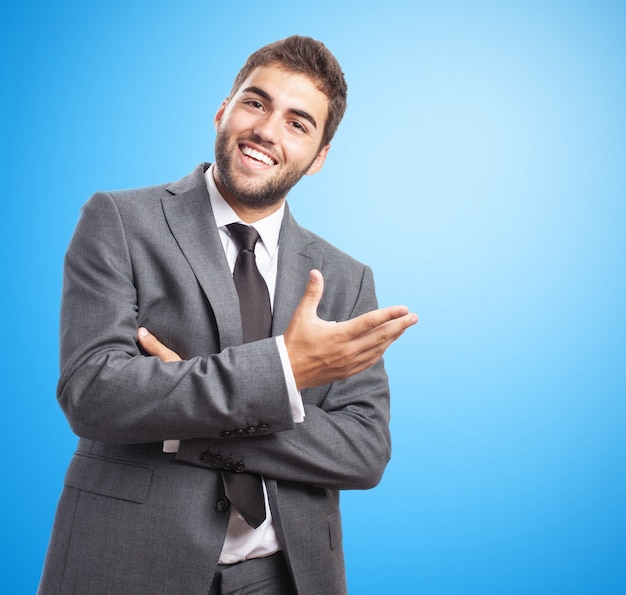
[214,129,314,210]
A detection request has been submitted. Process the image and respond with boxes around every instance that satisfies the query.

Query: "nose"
[252,112,281,144]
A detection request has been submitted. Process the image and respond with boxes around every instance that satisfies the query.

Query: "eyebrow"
[242,85,318,130]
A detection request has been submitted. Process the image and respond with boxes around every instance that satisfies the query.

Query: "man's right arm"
[57,191,297,444]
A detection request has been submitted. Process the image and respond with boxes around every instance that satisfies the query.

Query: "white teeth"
[241,146,276,166]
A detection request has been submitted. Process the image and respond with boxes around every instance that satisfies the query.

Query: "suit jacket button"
[223,458,234,470]
[211,454,223,466]
[246,426,256,435]
[215,498,230,513]
[220,430,232,438]
[199,451,211,464]
[234,428,245,437]
[234,461,245,473]
[258,424,269,434]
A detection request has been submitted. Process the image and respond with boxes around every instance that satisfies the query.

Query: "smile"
[240,145,276,166]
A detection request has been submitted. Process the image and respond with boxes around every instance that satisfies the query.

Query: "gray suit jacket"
[39,163,391,594]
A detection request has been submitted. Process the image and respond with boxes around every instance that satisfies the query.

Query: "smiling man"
[213,66,330,214]
[39,36,417,595]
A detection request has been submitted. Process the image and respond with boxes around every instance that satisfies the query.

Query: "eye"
[290,120,306,133]
[245,99,264,110]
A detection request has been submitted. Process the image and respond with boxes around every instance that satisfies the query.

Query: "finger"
[341,306,417,339]
[339,315,417,376]
[138,327,182,362]
[355,313,417,355]
[296,269,324,317]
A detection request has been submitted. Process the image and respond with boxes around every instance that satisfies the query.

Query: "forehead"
[234,65,329,127]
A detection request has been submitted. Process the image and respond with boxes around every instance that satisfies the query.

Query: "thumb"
[297,269,324,316]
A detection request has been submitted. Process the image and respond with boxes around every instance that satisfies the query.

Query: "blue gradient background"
[2,1,625,593]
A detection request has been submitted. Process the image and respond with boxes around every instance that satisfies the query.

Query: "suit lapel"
[161,165,319,345]
[161,164,243,348]
[272,206,320,336]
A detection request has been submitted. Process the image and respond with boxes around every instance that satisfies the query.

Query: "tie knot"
[227,223,260,252]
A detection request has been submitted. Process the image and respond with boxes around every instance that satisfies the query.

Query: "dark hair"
[230,35,348,147]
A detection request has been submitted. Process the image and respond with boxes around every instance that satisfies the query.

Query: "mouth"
[240,144,277,167]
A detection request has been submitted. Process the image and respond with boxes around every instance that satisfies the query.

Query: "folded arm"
[141,268,417,491]
[57,192,296,443]
[60,191,417,492]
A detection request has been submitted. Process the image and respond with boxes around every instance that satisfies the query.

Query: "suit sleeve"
[176,265,392,491]
[57,191,296,444]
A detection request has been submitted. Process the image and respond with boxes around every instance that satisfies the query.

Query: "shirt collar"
[204,164,284,257]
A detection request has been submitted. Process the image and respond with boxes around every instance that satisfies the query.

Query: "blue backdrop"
[2,1,625,593]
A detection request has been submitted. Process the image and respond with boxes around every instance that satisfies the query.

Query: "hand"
[138,327,182,362]
[284,270,418,390]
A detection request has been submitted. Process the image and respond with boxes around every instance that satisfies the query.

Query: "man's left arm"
[142,265,399,491]
[209,354,391,491]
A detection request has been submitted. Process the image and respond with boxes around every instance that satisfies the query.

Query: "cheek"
[290,144,322,170]
[216,110,244,136]
[282,136,313,160]
[228,109,261,132]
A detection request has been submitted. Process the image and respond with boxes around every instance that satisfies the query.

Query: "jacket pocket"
[64,452,153,503]
[328,510,343,551]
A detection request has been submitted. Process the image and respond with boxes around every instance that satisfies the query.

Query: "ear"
[305,144,331,176]
[214,98,230,130]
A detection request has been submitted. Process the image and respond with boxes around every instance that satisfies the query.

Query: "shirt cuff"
[275,335,305,423]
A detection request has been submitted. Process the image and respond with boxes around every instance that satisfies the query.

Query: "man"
[39,36,418,594]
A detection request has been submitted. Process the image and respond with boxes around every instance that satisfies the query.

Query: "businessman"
[39,35,418,594]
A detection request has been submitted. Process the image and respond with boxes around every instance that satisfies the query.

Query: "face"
[213,65,330,214]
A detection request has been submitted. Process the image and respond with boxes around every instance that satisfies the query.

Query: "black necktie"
[227,223,273,343]
[222,222,271,528]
